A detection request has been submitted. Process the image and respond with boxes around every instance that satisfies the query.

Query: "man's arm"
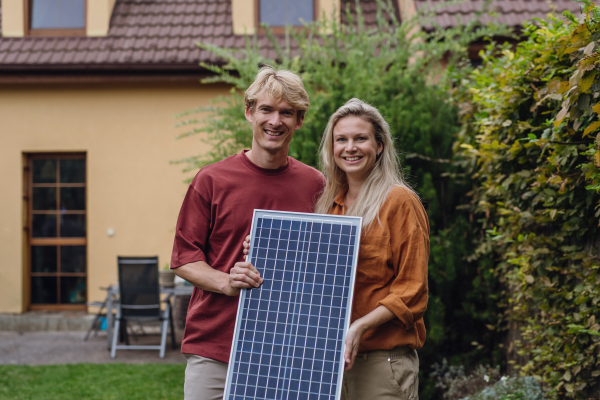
[172,260,263,297]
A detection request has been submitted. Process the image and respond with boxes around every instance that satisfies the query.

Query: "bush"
[463,376,545,400]
[430,360,545,400]
[430,360,501,400]
[453,2,600,398]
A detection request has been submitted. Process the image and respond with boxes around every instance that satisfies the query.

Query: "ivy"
[454,2,600,398]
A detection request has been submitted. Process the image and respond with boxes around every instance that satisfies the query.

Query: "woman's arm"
[344,305,395,370]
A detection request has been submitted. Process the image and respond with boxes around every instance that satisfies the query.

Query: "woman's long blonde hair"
[314,98,414,229]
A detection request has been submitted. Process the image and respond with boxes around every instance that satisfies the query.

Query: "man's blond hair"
[245,65,309,118]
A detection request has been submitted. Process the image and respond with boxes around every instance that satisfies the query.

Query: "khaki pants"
[184,354,228,400]
[342,346,420,400]
[184,347,418,400]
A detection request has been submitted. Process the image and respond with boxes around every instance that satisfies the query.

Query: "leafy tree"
[454,2,600,398]
[176,1,512,398]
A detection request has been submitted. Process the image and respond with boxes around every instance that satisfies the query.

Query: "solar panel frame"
[224,209,362,400]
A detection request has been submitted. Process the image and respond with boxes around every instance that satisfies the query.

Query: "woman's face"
[332,116,383,184]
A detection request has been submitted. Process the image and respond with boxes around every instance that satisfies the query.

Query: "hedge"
[453,2,600,398]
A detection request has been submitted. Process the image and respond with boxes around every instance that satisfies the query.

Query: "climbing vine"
[454,2,600,398]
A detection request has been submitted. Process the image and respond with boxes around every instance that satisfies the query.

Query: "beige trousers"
[342,346,420,400]
[184,347,418,400]
[184,354,228,400]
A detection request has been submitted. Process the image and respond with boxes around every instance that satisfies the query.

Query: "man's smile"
[265,129,284,137]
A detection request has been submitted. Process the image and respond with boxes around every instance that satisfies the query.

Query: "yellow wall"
[0,81,231,313]
[1,0,25,37]
[231,0,256,35]
[87,0,117,36]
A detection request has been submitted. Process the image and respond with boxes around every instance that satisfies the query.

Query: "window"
[27,154,87,311]
[257,0,316,33]
[27,0,86,36]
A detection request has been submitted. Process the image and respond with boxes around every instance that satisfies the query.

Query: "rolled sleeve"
[170,186,211,269]
[378,227,429,330]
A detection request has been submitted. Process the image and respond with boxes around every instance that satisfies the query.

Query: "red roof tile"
[0,0,240,68]
[414,0,581,29]
[341,0,401,25]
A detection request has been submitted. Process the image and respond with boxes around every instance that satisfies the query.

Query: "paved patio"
[0,330,186,365]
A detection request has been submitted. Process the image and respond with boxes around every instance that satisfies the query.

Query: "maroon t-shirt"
[170,150,325,362]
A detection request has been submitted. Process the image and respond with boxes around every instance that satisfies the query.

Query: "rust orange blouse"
[330,186,430,352]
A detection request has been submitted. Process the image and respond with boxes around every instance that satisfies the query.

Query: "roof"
[0,0,246,72]
[415,0,582,30]
[0,0,584,77]
[340,0,402,26]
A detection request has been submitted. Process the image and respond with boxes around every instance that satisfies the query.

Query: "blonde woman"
[243,98,429,399]
[315,98,429,400]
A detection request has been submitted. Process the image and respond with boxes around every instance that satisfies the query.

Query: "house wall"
[1,0,25,37]
[0,81,231,313]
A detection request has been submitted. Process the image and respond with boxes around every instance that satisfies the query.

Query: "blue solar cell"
[251,354,261,365]
[225,211,361,400]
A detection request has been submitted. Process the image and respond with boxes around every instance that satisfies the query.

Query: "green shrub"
[463,376,545,400]
[453,2,600,398]
[430,360,502,400]
[431,361,545,400]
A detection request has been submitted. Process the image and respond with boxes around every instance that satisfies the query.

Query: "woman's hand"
[344,306,396,370]
[344,321,366,370]
[242,235,251,260]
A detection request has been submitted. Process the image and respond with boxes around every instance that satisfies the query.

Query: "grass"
[0,364,185,400]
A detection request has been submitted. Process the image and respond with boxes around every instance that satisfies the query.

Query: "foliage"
[453,2,600,398]
[0,364,185,400]
[430,360,545,400]
[430,359,502,400]
[177,1,513,399]
[463,376,545,400]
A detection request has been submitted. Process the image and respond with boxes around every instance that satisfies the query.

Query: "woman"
[244,98,429,399]
[314,98,429,400]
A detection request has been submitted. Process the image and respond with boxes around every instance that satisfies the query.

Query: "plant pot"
[160,269,175,288]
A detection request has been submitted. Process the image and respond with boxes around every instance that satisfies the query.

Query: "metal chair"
[110,256,175,358]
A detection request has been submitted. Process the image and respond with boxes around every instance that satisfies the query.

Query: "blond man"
[170,66,325,400]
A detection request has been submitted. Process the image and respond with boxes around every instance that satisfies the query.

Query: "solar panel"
[224,210,362,400]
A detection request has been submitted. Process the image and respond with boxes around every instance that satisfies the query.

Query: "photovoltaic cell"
[224,210,362,400]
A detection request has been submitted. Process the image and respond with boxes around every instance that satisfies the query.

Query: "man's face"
[245,95,304,157]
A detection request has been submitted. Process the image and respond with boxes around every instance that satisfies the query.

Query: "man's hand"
[223,261,263,296]
[172,258,263,297]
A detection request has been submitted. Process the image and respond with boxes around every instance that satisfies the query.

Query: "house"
[0,0,580,314]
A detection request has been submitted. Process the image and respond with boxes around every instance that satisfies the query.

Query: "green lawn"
[0,364,185,400]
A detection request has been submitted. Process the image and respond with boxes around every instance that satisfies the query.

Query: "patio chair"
[110,256,175,358]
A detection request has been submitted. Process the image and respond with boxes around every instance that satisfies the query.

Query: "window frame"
[255,0,319,34]
[25,0,87,37]
[25,153,87,312]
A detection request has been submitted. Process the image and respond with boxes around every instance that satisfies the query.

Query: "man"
[170,66,325,400]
